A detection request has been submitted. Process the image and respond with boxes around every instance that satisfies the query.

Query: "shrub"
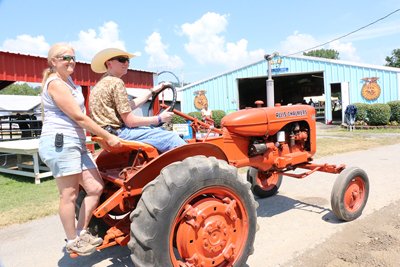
[187,111,202,121]
[387,100,400,123]
[354,103,368,122]
[211,110,226,128]
[171,114,187,124]
[366,103,391,126]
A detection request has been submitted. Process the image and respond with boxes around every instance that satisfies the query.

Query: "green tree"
[385,49,400,68]
[0,83,41,95]
[303,49,339,59]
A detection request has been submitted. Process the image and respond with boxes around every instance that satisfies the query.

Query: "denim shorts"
[39,134,97,178]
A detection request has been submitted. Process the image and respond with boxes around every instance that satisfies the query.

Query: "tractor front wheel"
[247,167,282,198]
[128,156,258,267]
[331,167,369,221]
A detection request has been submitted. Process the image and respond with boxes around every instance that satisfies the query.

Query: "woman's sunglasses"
[110,56,130,64]
[57,55,76,62]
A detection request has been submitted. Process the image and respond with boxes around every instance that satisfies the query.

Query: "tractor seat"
[91,136,159,157]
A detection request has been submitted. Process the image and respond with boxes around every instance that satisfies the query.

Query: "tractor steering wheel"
[147,83,177,117]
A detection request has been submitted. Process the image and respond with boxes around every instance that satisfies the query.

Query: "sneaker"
[79,230,103,247]
[66,239,96,256]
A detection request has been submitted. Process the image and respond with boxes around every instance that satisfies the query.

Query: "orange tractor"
[76,85,369,266]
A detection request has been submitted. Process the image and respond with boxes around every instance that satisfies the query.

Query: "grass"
[0,126,399,228]
[315,127,400,157]
[0,174,58,228]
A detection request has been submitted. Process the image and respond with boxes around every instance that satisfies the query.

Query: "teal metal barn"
[179,55,400,124]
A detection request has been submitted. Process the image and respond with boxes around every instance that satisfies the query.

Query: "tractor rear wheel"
[128,156,258,267]
[331,167,369,221]
[247,167,282,198]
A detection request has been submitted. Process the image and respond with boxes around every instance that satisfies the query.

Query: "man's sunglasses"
[110,56,130,64]
[58,55,76,62]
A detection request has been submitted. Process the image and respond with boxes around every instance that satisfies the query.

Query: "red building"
[0,51,155,102]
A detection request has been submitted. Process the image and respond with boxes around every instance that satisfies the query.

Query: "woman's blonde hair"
[41,43,75,89]
[40,43,74,120]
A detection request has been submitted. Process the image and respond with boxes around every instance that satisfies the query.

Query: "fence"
[0,114,42,141]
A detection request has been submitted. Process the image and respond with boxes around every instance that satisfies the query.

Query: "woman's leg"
[76,168,104,231]
[55,173,81,240]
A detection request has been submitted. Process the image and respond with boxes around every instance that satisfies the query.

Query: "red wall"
[0,51,154,88]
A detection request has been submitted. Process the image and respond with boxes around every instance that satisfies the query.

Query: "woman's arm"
[48,80,120,147]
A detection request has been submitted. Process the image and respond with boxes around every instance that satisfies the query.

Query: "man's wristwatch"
[157,115,162,124]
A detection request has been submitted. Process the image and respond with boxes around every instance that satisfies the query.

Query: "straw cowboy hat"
[91,48,135,73]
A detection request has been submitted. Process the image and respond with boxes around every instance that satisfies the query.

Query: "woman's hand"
[101,134,122,151]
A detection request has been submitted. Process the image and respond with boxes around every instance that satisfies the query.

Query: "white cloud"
[144,32,184,70]
[280,31,319,55]
[0,21,135,63]
[181,12,265,68]
[281,31,360,62]
[0,34,49,56]
[328,40,360,62]
[71,21,131,61]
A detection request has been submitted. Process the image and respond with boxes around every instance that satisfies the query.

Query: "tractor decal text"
[275,110,307,118]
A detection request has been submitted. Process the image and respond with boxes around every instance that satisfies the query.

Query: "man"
[89,48,185,153]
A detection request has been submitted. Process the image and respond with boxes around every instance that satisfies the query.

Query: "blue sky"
[0,0,399,83]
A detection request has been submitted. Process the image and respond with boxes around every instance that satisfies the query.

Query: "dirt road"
[1,143,400,267]
[288,200,400,266]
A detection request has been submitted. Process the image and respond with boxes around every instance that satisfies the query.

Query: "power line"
[285,8,400,57]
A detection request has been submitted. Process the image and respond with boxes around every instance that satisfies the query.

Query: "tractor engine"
[220,104,316,171]
[248,121,309,157]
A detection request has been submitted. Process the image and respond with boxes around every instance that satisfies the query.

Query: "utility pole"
[264,52,279,107]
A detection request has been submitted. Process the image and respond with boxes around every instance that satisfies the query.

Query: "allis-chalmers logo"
[361,77,381,101]
[276,109,307,118]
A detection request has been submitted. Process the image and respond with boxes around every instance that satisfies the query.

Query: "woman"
[39,43,121,256]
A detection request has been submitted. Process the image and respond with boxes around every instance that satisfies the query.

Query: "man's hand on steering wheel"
[151,82,172,95]
[148,82,177,124]
[159,107,174,123]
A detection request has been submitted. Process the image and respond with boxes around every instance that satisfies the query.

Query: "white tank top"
[40,76,86,139]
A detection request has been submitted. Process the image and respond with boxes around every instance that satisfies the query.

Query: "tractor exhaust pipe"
[265,53,279,107]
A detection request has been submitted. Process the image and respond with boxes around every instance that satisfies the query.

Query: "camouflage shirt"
[89,75,131,129]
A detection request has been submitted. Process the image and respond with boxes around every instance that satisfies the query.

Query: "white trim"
[398,73,400,100]
[341,82,350,123]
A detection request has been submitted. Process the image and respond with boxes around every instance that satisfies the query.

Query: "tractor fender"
[124,142,229,190]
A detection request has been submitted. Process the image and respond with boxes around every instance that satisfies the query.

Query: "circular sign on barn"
[194,90,208,110]
[361,77,381,101]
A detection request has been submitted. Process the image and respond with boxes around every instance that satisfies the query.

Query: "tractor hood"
[221,105,314,136]
[221,108,269,136]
